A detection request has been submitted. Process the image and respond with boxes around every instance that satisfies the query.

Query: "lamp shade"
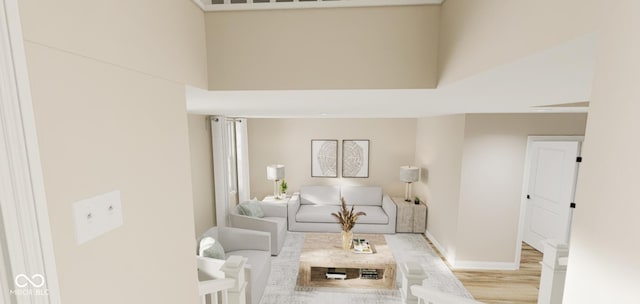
[400,166,420,182]
[267,164,285,180]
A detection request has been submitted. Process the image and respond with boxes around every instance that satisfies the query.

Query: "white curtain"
[235,118,251,203]
[211,116,250,227]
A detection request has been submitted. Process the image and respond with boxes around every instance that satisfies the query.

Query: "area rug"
[259,232,473,304]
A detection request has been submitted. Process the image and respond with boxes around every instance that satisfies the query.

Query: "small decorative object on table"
[352,238,374,254]
[331,197,367,250]
[414,196,420,205]
[325,268,347,280]
[360,268,379,280]
[280,179,288,197]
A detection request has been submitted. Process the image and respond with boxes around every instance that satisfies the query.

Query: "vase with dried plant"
[331,197,367,250]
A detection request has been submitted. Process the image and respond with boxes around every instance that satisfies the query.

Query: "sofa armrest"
[382,194,397,230]
[259,201,287,217]
[217,227,271,253]
[287,193,300,231]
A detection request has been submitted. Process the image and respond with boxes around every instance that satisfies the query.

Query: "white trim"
[193,0,442,12]
[191,0,206,10]
[452,261,519,271]
[424,231,455,266]
[0,0,60,303]
[515,136,584,267]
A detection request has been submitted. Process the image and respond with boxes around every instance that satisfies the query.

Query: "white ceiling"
[187,33,596,118]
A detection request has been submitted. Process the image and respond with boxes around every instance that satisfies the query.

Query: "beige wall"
[456,114,587,264]
[205,5,439,90]
[19,1,207,303]
[19,0,208,88]
[188,115,215,236]
[438,0,598,85]
[247,118,417,199]
[414,115,466,262]
[415,114,587,266]
[564,1,640,302]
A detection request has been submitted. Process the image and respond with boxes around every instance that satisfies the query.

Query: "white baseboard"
[452,260,519,270]
[424,231,455,265]
[425,231,519,270]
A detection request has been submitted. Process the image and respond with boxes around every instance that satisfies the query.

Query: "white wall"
[415,114,587,267]
[563,1,640,302]
[414,115,466,262]
[456,114,587,265]
[247,118,417,199]
[188,114,216,236]
[18,1,208,303]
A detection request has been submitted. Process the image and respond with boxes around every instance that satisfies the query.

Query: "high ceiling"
[187,33,595,118]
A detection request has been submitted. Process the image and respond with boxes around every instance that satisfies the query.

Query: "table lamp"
[267,164,285,199]
[400,166,420,202]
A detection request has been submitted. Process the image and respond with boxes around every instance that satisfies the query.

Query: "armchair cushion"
[238,200,264,218]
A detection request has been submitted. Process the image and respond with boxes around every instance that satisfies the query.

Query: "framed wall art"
[311,140,338,177]
[342,139,369,178]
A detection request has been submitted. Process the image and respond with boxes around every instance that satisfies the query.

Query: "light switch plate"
[73,190,123,245]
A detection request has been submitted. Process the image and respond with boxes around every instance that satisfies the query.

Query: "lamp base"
[404,182,414,203]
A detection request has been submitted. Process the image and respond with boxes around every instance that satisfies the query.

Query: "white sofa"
[199,227,271,304]
[287,185,396,234]
[229,201,287,255]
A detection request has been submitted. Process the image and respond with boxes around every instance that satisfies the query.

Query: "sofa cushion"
[341,186,383,206]
[300,185,340,205]
[353,206,389,224]
[296,205,341,223]
[296,205,388,225]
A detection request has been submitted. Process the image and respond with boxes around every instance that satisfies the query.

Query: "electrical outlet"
[73,190,123,245]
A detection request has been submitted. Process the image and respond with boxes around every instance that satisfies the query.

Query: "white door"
[523,141,580,252]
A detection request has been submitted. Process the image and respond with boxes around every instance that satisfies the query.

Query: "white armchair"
[200,227,271,304]
[197,255,242,304]
[229,200,287,255]
[410,285,484,304]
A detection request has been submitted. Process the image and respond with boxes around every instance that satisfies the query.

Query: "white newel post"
[538,240,569,304]
[221,255,248,304]
[400,262,428,304]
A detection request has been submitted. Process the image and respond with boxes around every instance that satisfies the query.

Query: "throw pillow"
[198,236,225,260]
[238,200,265,218]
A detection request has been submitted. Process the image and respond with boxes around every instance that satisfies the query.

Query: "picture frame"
[311,140,338,177]
[342,140,369,178]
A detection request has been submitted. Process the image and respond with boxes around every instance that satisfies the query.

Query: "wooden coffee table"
[297,233,397,289]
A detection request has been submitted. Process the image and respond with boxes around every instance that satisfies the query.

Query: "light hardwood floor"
[425,237,543,304]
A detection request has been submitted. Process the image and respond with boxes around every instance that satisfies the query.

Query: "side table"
[262,195,290,203]
[392,197,427,233]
